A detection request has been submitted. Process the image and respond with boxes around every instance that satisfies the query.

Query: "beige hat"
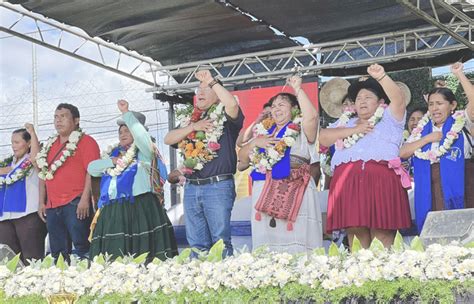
[320,78,351,118]
[396,81,412,106]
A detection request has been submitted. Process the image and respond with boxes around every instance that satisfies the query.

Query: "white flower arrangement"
[36,129,85,180]
[407,111,466,163]
[0,239,472,302]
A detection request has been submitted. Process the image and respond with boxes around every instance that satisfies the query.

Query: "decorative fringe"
[269,217,276,228]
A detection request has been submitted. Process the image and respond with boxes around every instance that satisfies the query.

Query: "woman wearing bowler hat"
[88,100,177,261]
[320,64,411,249]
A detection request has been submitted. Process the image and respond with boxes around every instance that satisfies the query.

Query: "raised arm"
[367,64,405,121]
[287,76,319,143]
[195,70,239,119]
[24,123,40,169]
[118,99,154,161]
[451,62,474,121]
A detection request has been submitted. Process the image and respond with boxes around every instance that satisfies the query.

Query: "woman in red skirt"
[320,64,411,249]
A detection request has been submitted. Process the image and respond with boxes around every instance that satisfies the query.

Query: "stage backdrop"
[229,82,319,199]
[231,82,319,130]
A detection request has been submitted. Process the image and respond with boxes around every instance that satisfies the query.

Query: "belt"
[187,174,233,185]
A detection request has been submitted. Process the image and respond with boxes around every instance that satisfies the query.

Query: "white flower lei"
[36,129,84,180]
[102,143,137,177]
[407,111,465,163]
[176,103,227,172]
[335,104,387,150]
[250,115,302,174]
[0,157,33,186]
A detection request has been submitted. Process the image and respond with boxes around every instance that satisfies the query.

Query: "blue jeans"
[46,197,92,260]
[184,179,235,257]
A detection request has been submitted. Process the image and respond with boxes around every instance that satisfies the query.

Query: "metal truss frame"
[148,22,472,92]
[398,0,473,50]
[0,1,173,87]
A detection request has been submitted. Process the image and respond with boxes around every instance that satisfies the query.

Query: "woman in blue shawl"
[88,100,178,261]
[400,62,474,232]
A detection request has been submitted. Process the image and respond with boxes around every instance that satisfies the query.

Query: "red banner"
[230,82,319,129]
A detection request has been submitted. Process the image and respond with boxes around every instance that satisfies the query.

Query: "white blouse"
[0,154,40,221]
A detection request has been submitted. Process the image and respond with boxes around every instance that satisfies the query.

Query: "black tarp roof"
[7,0,474,75]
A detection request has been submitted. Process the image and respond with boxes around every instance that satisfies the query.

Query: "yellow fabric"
[234,167,251,200]
[88,209,101,242]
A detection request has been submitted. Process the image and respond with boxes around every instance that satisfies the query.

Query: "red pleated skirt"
[326,160,411,233]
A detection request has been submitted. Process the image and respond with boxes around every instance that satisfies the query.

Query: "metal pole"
[167,101,178,206]
[147,43,466,92]
[1,2,164,69]
[31,43,38,128]
[0,26,155,87]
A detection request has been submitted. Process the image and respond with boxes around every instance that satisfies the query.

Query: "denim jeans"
[183,178,235,257]
[46,197,93,260]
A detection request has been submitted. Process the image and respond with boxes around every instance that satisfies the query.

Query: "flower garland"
[176,103,227,173]
[0,155,13,168]
[36,129,84,180]
[250,109,302,174]
[102,143,138,177]
[335,104,387,150]
[101,144,119,159]
[402,130,410,142]
[0,158,33,186]
[407,111,465,163]
[319,145,333,177]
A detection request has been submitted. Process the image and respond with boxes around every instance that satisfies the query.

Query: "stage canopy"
[7,0,474,77]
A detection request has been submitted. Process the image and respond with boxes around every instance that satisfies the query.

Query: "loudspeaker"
[420,209,474,246]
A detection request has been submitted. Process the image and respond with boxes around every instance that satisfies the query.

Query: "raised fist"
[24,123,35,134]
[195,70,214,85]
[117,99,129,113]
[287,75,302,91]
[450,62,464,77]
[367,64,385,80]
